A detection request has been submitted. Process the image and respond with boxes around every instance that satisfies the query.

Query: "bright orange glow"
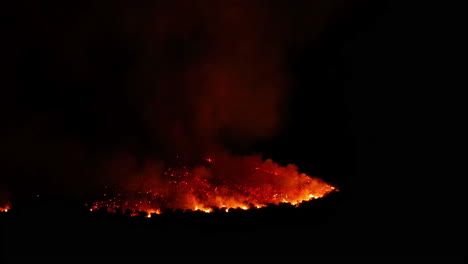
[88,154,337,216]
[0,205,10,213]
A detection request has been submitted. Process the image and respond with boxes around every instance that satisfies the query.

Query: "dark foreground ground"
[1,189,465,261]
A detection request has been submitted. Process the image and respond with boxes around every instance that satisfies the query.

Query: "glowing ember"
[87,154,336,216]
[0,205,10,213]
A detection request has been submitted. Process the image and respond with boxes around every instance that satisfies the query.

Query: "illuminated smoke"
[89,152,336,215]
[1,1,344,205]
[127,1,289,159]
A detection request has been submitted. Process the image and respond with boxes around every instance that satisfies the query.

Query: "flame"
[0,204,10,213]
[88,154,337,216]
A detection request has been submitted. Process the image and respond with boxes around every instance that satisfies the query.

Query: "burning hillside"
[0,1,343,220]
[87,153,336,216]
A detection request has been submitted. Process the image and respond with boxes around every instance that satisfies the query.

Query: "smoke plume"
[0,1,345,203]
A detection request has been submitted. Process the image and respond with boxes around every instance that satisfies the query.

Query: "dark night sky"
[1,0,466,261]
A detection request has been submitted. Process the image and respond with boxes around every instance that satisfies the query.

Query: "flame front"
[0,204,10,213]
[88,154,336,216]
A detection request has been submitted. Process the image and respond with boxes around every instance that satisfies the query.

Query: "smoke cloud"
[130,1,287,158]
[0,1,345,203]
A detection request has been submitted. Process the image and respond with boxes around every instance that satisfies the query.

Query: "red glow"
[0,204,10,213]
[88,153,337,216]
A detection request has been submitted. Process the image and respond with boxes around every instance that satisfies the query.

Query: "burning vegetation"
[0,203,10,213]
[0,2,344,218]
[87,153,336,217]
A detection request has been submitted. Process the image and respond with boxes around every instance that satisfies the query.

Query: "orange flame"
[0,204,10,213]
[88,154,337,216]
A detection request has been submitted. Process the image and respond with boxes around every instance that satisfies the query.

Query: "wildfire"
[0,205,10,213]
[87,154,336,216]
